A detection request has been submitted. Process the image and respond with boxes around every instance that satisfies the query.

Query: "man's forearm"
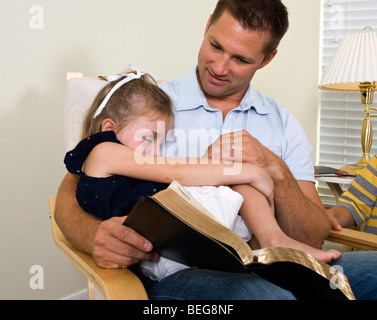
[267,157,331,248]
[55,173,100,254]
[207,130,330,247]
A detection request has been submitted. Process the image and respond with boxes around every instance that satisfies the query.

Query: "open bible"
[123,181,355,300]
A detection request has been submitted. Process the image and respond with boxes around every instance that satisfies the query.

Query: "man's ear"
[101,118,116,132]
[258,49,278,70]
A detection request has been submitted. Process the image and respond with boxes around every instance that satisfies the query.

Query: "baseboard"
[62,289,88,300]
[62,286,105,300]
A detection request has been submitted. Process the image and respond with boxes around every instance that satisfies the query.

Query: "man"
[55,0,377,299]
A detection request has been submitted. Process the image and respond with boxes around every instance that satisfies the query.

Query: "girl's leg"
[232,184,340,263]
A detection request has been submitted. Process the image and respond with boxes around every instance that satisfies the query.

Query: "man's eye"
[237,58,249,64]
[211,42,221,51]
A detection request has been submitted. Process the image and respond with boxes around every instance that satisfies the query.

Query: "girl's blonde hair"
[81,71,173,139]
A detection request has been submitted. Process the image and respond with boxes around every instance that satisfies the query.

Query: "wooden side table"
[315,164,355,199]
[315,175,354,199]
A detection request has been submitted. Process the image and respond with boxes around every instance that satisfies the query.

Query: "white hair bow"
[93,64,157,118]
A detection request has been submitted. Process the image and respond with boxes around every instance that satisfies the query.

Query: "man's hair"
[210,0,289,55]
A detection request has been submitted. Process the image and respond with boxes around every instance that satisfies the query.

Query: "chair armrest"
[327,228,377,251]
[49,196,148,300]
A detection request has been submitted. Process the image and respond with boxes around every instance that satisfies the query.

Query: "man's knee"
[146,268,295,300]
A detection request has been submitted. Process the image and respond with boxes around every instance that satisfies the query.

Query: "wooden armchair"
[327,228,377,251]
[49,196,148,300]
[51,72,377,300]
[51,72,148,300]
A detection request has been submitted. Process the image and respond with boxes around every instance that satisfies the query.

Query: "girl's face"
[115,115,173,156]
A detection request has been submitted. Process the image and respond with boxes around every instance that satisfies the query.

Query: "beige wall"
[253,0,321,151]
[0,0,321,299]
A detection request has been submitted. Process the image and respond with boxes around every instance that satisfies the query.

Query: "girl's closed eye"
[143,135,154,143]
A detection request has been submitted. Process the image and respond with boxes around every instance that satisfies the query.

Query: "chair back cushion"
[64,78,107,151]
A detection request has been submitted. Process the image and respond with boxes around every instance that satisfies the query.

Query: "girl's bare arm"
[83,142,273,202]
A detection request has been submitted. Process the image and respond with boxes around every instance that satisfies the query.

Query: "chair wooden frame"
[51,71,377,300]
[327,228,377,251]
[49,196,148,300]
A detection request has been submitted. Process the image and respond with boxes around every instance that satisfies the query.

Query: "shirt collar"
[175,66,270,115]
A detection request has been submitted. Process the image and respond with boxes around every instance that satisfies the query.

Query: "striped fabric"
[338,156,377,235]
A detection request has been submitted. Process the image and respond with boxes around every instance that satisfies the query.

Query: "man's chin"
[198,70,228,97]
[202,82,227,98]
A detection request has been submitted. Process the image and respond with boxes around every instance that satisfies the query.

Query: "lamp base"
[340,156,369,176]
[340,164,363,176]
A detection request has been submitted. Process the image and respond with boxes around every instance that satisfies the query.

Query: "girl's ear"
[101,118,117,132]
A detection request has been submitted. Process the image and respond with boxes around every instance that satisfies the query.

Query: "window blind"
[319,0,377,205]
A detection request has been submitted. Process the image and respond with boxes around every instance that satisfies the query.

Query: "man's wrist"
[262,152,290,185]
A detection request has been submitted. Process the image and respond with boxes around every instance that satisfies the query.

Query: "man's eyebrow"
[210,38,256,64]
[210,39,223,49]
[233,54,256,64]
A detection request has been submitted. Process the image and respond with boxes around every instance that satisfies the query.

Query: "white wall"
[0,0,320,299]
[253,0,321,150]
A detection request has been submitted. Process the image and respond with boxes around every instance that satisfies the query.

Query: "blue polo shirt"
[160,66,314,182]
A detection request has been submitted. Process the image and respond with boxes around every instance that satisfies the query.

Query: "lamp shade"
[319,28,377,91]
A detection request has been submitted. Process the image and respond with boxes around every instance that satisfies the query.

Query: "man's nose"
[212,56,230,76]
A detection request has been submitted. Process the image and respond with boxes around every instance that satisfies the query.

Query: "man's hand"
[55,173,159,269]
[91,216,159,269]
[204,130,275,169]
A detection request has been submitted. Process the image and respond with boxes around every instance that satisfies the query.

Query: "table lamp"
[319,27,377,174]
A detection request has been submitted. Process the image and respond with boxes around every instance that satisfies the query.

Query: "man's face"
[197,10,277,102]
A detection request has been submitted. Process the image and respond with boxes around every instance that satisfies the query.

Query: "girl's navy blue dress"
[64,131,168,220]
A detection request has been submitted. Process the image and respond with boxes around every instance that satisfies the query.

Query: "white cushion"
[64,78,107,151]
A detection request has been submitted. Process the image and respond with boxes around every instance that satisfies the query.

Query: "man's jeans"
[140,251,377,300]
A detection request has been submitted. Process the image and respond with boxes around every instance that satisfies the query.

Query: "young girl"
[64,65,340,281]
